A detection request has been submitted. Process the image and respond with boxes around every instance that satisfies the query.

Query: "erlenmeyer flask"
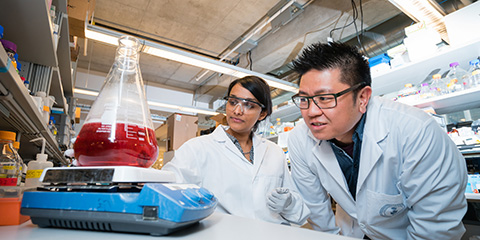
[74,36,159,167]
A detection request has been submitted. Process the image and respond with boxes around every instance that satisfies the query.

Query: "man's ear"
[357,86,372,113]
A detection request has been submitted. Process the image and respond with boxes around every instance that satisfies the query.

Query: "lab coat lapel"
[212,126,246,160]
[356,98,388,194]
[312,139,350,194]
[251,134,267,181]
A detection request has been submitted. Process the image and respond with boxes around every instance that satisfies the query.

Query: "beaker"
[74,36,159,167]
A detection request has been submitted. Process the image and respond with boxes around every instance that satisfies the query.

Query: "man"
[288,42,467,239]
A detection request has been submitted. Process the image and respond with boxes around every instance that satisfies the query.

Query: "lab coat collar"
[212,125,247,161]
[356,97,389,194]
[212,126,267,180]
[304,120,349,194]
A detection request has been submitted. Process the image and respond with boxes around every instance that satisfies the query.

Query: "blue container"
[369,53,390,68]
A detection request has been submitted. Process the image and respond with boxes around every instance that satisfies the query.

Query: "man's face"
[298,68,370,143]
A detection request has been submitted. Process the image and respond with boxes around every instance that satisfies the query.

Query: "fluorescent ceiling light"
[73,88,99,96]
[85,28,119,46]
[85,24,299,93]
[73,88,219,115]
[388,0,449,42]
[147,101,219,115]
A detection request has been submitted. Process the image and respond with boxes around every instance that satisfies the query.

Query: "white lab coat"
[163,125,309,225]
[288,97,467,239]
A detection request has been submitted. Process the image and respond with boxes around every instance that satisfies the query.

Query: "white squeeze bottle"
[25,137,53,187]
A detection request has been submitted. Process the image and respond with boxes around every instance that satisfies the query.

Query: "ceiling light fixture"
[73,88,220,115]
[84,24,299,92]
[388,0,449,42]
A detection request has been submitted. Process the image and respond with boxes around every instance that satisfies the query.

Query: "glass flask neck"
[115,36,140,71]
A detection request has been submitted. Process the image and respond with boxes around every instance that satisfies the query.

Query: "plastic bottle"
[0,39,17,66]
[74,36,159,167]
[467,59,480,87]
[23,79,30,92]
[0,25,4,39]
[12,141,25,185]
[14,53,20,73]
[429,74,443,96]
[445,62,468,92]
[397,83,418,99]
[0,131,22,186]
[419,83,434,99]
[25,137,53,187]
[275,118,283,135]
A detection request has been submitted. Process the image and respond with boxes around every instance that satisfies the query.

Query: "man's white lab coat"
[289,97,467,239]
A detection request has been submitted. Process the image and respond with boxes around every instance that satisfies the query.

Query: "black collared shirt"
[328,113,366,200]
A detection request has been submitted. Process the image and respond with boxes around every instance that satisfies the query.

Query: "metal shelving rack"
[0,0,72,165]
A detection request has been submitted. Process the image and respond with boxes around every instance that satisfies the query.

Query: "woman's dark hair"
[292,42,371,98]
[226,76,272,131]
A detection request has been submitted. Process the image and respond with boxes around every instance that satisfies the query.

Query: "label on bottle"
[26,169,44,179]
[0,177,17,186]
[2,165,15,170]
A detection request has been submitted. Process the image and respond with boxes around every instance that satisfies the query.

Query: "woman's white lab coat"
[288,97,467,239]
[162,125,309,225]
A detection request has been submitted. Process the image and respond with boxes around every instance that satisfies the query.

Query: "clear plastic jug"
[445,62,468,92]
[74,36,159,167]
[467,59,480,87]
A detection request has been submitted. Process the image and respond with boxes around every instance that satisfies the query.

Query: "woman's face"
[225,83,266,135]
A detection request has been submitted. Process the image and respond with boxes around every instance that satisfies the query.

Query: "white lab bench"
[1,212,358,240]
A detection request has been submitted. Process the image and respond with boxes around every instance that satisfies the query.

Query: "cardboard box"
[167,113,198,151]
[67,0,96,38]
[70,42,80,62]
[210,113,227,126]
[75,107,81,124]
[68,0,96,21]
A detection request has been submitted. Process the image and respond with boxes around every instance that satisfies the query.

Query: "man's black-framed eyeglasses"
[291,83,366,109]
[224,96,265,111]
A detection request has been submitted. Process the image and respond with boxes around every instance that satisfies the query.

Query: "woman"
[162,76,309,225]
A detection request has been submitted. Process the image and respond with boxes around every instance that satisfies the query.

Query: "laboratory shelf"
[50,68,68,113]
[0,0,72,165]
[0,34,67,165]
[57,13,74,98]
[372,40,480,97]
[0,0,73,110]
[398,86,480,115]
[271,104,301,123]
[0,0,58,68]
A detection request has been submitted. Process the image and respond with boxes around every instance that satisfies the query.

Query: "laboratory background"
[1,0,480,239]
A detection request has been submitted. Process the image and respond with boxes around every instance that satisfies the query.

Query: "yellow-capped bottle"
[0,131,22,186]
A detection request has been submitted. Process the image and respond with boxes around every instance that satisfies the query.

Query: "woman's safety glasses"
[224,96,264,113]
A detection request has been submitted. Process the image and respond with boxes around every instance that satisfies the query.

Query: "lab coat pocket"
[365,189,408,231]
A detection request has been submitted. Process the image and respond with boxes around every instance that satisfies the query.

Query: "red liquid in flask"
[74,122,159,167]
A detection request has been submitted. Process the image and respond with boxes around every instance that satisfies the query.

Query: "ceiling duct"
[343,13,413,58]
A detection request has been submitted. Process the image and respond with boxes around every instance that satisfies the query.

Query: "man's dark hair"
[292,42,371,88]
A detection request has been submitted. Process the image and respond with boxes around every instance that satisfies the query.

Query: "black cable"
[248,51,253,70]
[245,51,251,70]
[329,13,357,39]
[351,0,369,57]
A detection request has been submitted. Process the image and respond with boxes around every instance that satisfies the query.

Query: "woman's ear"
[357,86,372,113]
[258,110,268,121]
